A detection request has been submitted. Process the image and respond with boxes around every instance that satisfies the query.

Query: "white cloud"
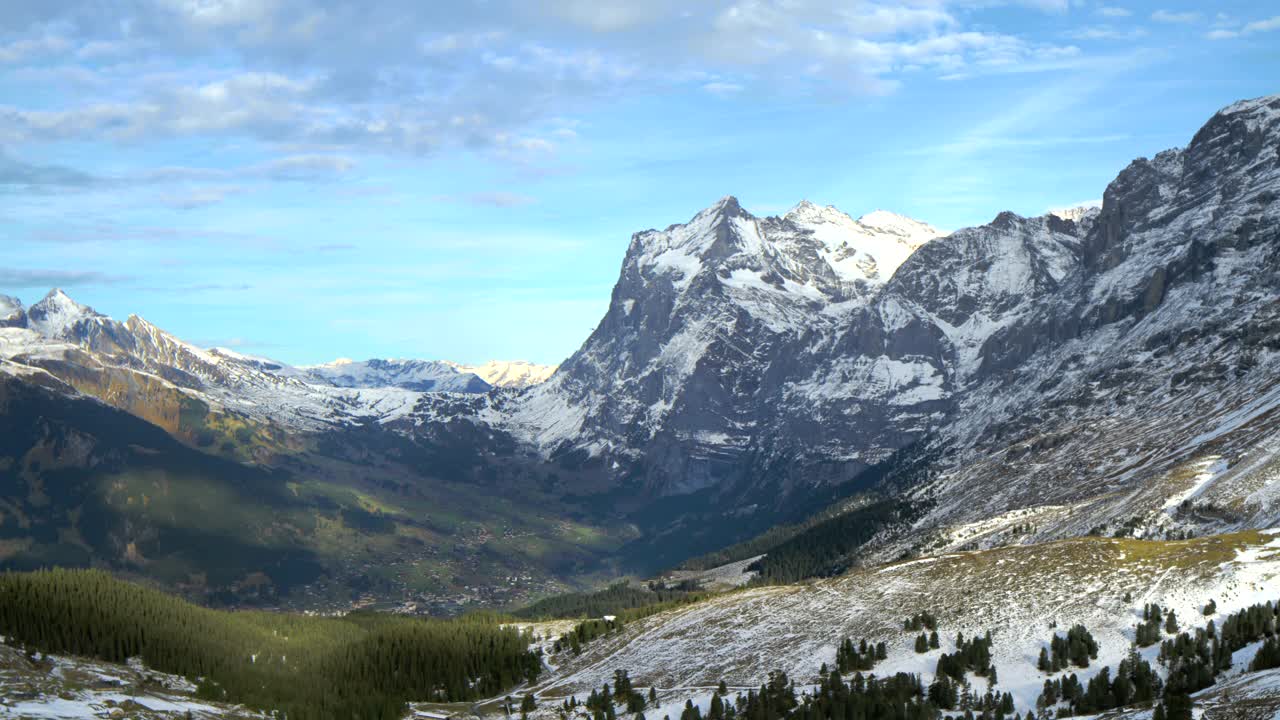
[255,155,356,181]
[1151,9,1200,24]
[703,81,744,96]
[1066,24,1148,40]
[441,192,537,208]
[0,34,70,63]
[1243,15,1280,33]
[545,0,672,32]
[1097,6,1132,18]
[158,185,246,210]
[0,0,1107,182]
[1204,14,1280,40]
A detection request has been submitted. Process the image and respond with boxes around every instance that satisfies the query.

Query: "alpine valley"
[3,94,1280,718]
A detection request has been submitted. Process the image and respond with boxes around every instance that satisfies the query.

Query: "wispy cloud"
[433,192,538,208]
[0,0,1087,163]
[1151,9,1200,24]
[0,149,100,190]
[1097,7,1132,18]
[1066,25,1148,41]
[702,81,745,96]
[158,186,246,210]
[0,267,132,288]
[1207,15,1280,40]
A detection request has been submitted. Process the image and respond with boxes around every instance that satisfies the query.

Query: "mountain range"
[1,93,1278,609]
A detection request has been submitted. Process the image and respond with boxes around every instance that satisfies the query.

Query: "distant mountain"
[295,357,492,393]
[0,291,624,608]
[446,359,558,388]
[0,294,26,328]
[287,357,557,391]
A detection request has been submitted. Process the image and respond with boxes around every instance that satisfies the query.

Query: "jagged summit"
[1215,92,1280,122]
[783,201,946,284]
[26,288,104,338]
[444,360,557,388]
[296,357,491,393]
[0,294,24,328]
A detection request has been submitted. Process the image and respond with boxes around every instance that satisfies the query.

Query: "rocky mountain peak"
[0,294,25,328]
[27,289,105,338]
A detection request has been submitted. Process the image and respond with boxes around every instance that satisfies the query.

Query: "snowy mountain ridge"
[429,92,1280,557]
[2,93,1279,581]
[445,359,559,388]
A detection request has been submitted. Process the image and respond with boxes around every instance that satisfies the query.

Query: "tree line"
[0,568,540,719]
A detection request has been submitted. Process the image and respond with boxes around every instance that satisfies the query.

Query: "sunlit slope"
[532,530,1280,711]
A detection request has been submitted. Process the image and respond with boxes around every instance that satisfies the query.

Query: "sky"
[2,1,1278,366]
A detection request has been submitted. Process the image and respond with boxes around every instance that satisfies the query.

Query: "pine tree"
[1165,693,1192,720]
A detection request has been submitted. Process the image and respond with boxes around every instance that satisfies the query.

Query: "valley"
[2,91,1280,717]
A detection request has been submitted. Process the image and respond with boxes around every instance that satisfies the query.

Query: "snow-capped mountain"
[295,357,492,393]
[784,202,945,285]
[455,93,1280,553]
[24,288,104,337]
[0,290,501,437]
[0,295,26,328]
[496,196,950,496]
[3,94,1278,584]
[445,360,558,388]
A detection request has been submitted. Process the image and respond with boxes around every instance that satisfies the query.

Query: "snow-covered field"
[517,530,1280,718]
[0,644,264,719]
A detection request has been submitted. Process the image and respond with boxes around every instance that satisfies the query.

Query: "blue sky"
[2,0,1278,366]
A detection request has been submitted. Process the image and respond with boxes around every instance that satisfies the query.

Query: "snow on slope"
[522,531,1280,718]
[0,642,265,719]
[24,289,103,338]
[445,360,557,388]
[784,201,945,284]
[0,295,24,328]
[500,195,947,470]
[297,357,491,393]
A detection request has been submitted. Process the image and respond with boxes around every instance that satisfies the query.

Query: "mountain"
[0,294,26,328]
[0,292,632,608]
[390,94,1280,569]
[294,357,492,393]
[499,198,948,487]
[1,94,1278,606]
[446,359,558,388]
[288,357,557,392]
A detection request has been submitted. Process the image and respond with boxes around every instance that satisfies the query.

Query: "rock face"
[911,94,1280,546]
[0,295,26,328]
[492,197,1092,506]
[476,93,1280,551]
[501,197,950,498]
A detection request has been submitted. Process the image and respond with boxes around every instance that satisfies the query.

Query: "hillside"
[518,530,1280,718]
